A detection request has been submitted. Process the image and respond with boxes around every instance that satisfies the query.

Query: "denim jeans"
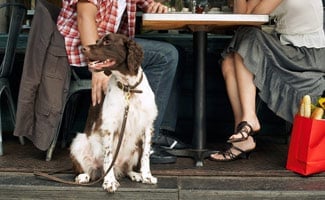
[73,38,179,142]
[134,38,179,142]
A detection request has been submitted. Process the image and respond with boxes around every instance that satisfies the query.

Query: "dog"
[70,33,158,192]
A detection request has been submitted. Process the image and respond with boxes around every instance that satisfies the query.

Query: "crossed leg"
[210,53,261,161]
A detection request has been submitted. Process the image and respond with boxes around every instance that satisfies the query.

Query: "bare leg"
[221,54,242,128]
[210,53,260,161]
[228,53,260,142]
[220,53,260,132]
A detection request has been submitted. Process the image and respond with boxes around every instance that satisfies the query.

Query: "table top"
[142,13,269,31]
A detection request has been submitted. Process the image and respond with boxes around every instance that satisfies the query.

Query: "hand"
[91,71,110,106]
[145,2,168,13]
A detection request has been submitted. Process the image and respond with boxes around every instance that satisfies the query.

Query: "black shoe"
[150,145,177,164]
[154,130,189,150]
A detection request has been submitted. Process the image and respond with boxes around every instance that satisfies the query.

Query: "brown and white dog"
[70,33,158,192]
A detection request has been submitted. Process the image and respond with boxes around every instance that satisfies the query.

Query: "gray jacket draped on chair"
[14,0,71,151]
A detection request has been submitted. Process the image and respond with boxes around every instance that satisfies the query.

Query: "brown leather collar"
[117,72,143,93]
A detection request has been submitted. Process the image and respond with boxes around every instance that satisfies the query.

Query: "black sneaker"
[150,145,177,164]
[154,130,189,149]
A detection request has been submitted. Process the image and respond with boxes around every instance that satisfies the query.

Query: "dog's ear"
[126,39,144,73]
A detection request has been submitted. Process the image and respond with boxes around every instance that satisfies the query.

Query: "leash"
[34,83,140,186]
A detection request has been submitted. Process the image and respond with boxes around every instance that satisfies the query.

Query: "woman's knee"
[221,54,235,78]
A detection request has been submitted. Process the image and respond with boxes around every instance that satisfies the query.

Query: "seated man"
[57,0,185,164]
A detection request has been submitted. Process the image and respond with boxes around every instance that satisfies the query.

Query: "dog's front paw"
[102,180,120,192]
[75,174,90,184]
[141,174,157,184]
[128,171,143,182]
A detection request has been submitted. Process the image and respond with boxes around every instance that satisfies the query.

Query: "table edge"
[142,13,269,23]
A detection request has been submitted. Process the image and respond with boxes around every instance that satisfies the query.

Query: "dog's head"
[82,33,144,76]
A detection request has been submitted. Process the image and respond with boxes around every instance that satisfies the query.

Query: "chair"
[46,69,91,161]
[31,0,91,161]
[0,2,26,156]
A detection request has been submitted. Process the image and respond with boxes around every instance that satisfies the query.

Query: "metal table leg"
[167,31,215,167]
[192,30,207,166]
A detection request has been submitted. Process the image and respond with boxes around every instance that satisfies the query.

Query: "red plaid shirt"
[57,0,151,66]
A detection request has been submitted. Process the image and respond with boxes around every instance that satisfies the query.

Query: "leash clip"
[124,86,131,103]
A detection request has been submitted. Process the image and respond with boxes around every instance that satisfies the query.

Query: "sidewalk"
[0,134,325,199]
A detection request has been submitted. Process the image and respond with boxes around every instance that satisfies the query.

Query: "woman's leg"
[221,54,242,128]
[228,53,260,142]
[210,53,259,161]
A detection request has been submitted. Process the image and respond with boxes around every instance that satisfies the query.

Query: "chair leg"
[0,139,2,156]
[46,142,55,161]
[46,118,63,161]
[46,93,73,161]
[61,94,80,148]
[0,105,3,156]
[19,136,25,145]
[6,90,25,146]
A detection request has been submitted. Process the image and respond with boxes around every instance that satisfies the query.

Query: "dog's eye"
[103,40,111,45]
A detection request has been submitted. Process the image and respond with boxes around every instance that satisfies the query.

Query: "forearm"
[77,1,99,46]
[233,0,249,14]
[233,0,281,14]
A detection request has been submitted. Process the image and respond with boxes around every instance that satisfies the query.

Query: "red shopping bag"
[286,115,325,176]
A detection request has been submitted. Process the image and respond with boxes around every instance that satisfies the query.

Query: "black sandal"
[209,145,253,162]
[227,121,255,143]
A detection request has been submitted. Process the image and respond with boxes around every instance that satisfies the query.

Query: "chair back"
[0,3,26,77]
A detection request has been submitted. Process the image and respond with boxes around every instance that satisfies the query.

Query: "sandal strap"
[235,121,254,139]
[236,121,247,132]
[221,150,237,160]
[231,145,246,154]
[239,121,253,134]
[223,145,247,160]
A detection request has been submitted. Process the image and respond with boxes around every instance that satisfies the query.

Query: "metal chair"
[34,0,91,162]
[0,2,26,156]
[46,69,91,161]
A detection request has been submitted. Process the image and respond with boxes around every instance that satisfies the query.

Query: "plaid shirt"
[57,0,151,66]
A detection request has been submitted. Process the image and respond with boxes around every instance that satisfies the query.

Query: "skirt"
[221,26,325,123]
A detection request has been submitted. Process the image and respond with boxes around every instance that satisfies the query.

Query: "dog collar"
[117,72,143,93]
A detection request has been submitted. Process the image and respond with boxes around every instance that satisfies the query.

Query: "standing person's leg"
[135,38,178,163]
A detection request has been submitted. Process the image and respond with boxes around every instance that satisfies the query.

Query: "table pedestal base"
[167,149,217,167]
